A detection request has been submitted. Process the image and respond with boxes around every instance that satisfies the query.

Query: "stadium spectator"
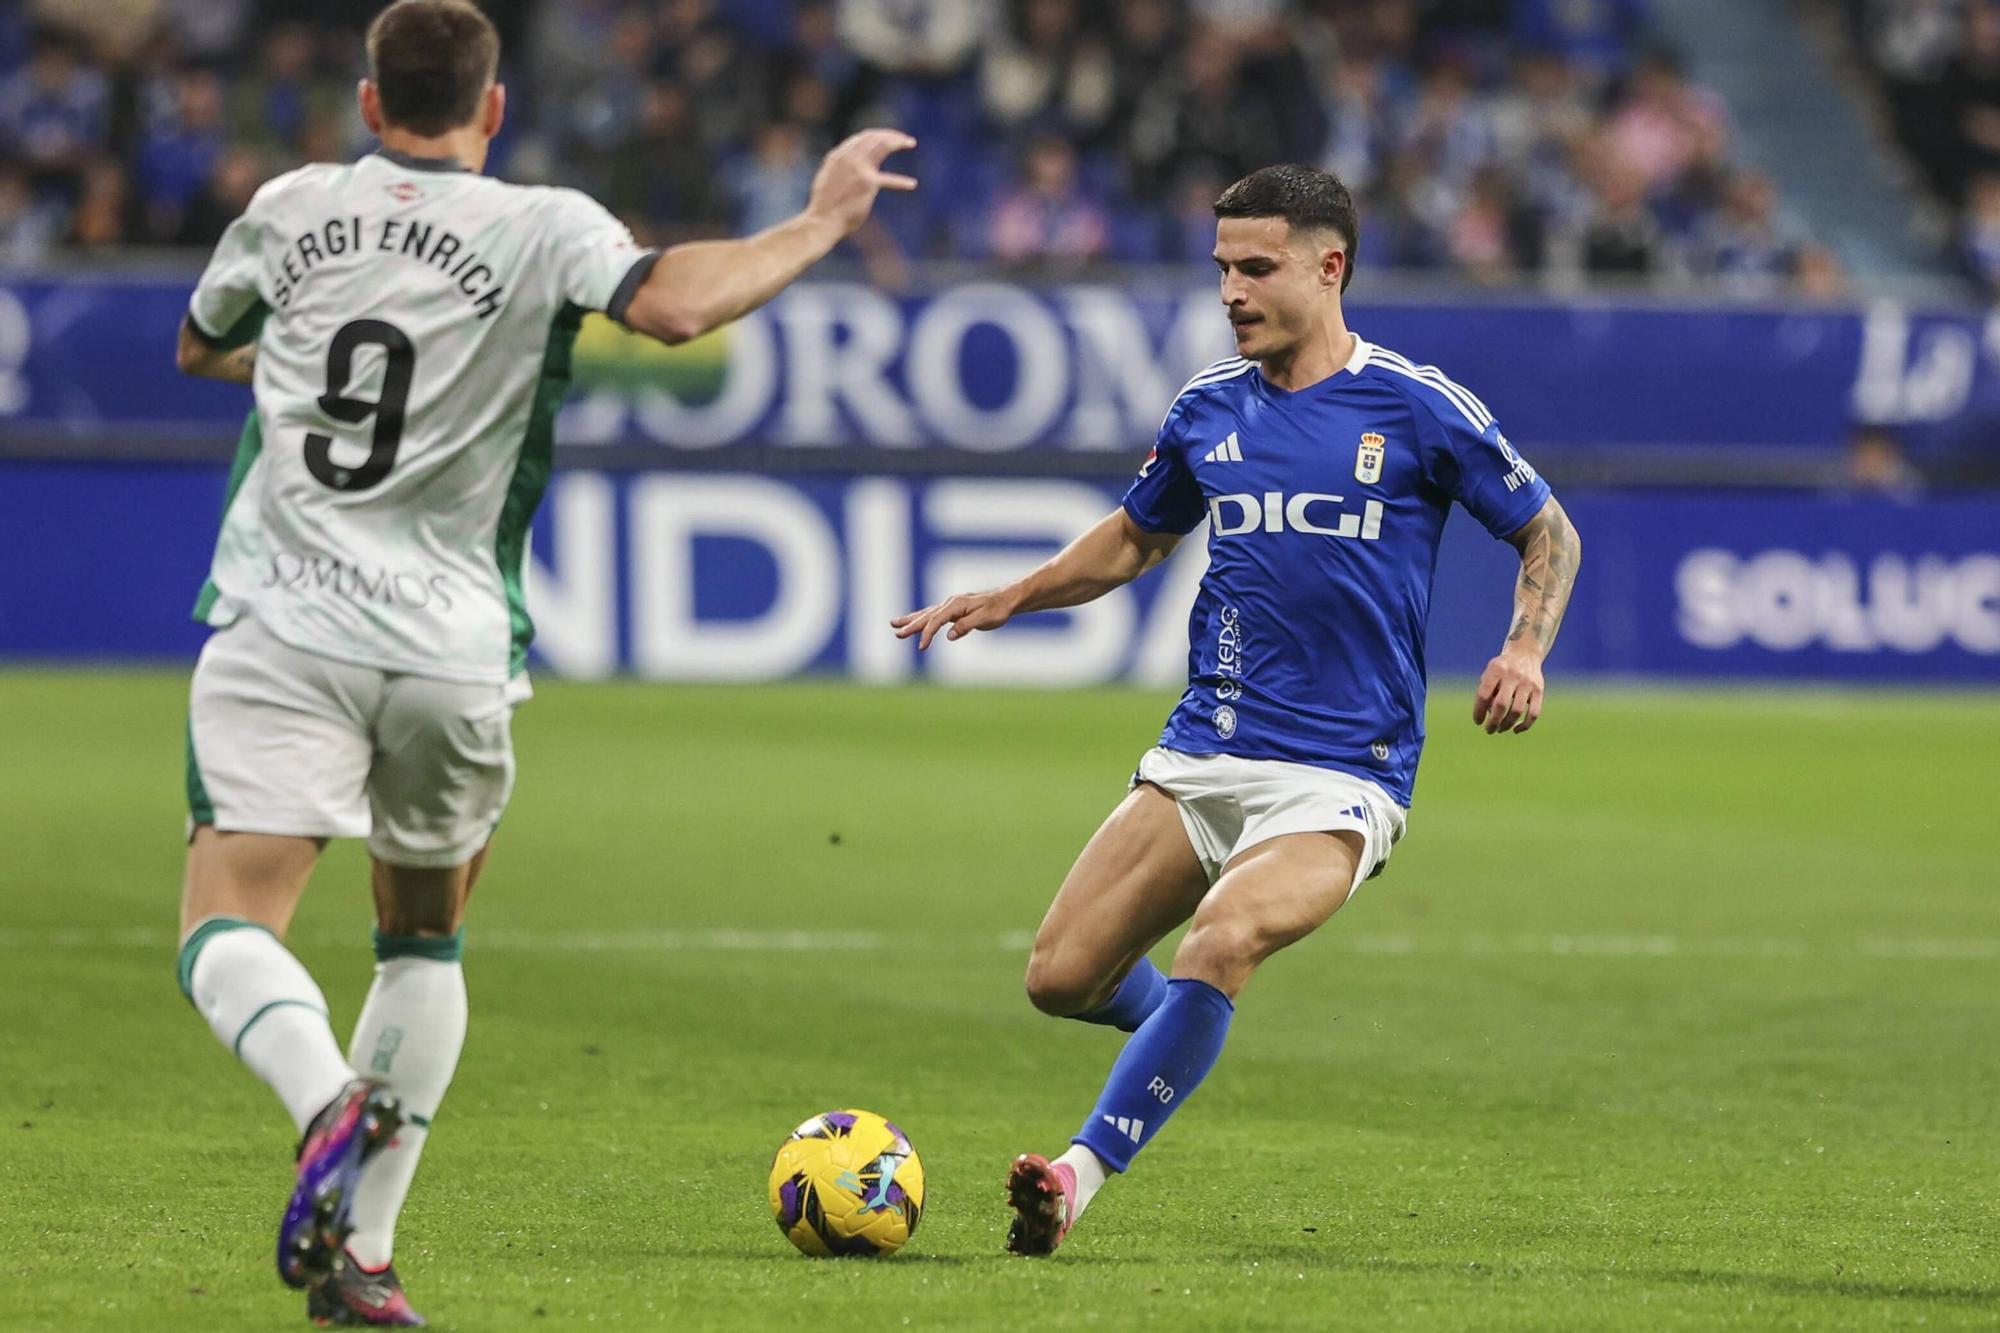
[526,0,623,119]
[1958,170,2000,293]
[1793,242,1850,301]
[135,67,228,242]
[662,1,766,154]
[0,157,62,265]
[604,80,724,240]
[1105,0,1183,146]
[1857,0,1960,198]
[0,0,1836,296]
[177,143,263,247]
[732,120,818,235]
[1317,48,1400,196]
[1845,424,1925,496]
[158,0,257,66]
[1604,48,1729,194]
[1400,54,1500,202]
[1562,156,1670,279]
[1941,2,2000,200]
[784,2,866,124]
[990,134,1109,267]
[1700,170,1807,296]
[0,32,107,199]
[228,25,341,158]
[1491,48,1594,208]
[1510,0,1651,85]
[1126,25,1280,201]
[837,0,988,80]
[63,156,133,250]
[980,0,1115,143]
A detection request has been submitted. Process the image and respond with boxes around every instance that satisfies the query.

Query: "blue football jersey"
[1122,337,1553,806]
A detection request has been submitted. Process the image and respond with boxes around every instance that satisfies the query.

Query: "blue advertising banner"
[3,461,1995,682]
[4,273,1998,456]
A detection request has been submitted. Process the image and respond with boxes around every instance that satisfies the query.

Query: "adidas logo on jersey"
[1201,432,1244,464]
[1101,1115,1145,1143]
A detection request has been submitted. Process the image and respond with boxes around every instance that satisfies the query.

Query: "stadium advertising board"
[5,276,2000,455]
[3,463,1994,682]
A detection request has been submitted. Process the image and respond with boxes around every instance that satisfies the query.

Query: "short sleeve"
[187,211,267,350]
[1427,405,1552,540]
[1121,405,1206,535]
[543,189,659,323]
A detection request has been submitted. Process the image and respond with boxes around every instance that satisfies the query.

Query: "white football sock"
[1054,1143,1111,1219]
[344,945,468,1270]
[181,918,354,1133]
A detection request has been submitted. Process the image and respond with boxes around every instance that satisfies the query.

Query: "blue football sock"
[1071,957,1168,1032]
[1071,977,1234,1173]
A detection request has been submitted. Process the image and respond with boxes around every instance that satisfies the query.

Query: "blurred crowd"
[0,0,1842,295]
[1848,0,2000,298]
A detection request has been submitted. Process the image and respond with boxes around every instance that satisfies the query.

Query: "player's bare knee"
[1022,948,1103,1017]
[1173,916,1271,989]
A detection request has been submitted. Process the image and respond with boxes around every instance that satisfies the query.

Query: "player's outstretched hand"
[806,129,918,238]
[891,589,1019,651]
[1473,649,1545,734]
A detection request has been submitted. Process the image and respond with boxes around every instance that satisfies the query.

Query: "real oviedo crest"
[1355,432,1386,484]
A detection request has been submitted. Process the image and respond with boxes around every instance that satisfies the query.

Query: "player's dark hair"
[365,0,500,137]
[1214,165,1360,292]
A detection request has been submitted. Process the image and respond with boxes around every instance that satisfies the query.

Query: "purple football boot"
[307,1250,426,1327]
[278,1080,403,1289]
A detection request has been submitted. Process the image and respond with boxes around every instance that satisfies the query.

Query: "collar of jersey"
[1252,334,1373,400]
[373,147,473,174]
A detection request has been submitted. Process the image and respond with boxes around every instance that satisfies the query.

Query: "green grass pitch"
[1,671,1996,1330]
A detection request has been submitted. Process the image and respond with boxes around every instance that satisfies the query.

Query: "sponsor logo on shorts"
[261,552,456,613]
[1214,705,1237,739]
[1371,740,1390,761]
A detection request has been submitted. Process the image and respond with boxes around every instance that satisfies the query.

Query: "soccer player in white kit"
[170,2,916,1322]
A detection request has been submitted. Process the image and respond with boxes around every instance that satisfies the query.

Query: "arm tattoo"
[216,343,258,383]
[1505,498,1581,654]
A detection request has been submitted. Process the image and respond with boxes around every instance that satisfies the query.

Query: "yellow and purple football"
[767,1109,925,1257]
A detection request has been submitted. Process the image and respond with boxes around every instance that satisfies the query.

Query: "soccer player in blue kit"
[894,164,1583,1255]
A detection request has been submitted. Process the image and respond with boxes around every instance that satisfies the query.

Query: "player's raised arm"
[620,129,917,345]
[893,509,1180,651]
[1474,495,1582,735]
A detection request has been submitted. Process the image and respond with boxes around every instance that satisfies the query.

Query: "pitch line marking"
[0,927,1994,961]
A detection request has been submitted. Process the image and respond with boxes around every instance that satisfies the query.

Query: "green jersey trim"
[184,719,216,827]
[188,297,270,351]
[495,301,583,677]
[192,410,267,623]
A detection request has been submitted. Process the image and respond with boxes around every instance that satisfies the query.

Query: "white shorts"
[1132,747,1409,892]
[187,615,527,867]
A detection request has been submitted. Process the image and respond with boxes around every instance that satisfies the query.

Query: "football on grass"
[767,1109,924,1256]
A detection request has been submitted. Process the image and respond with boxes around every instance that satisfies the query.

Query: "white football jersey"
[186,149,655,684]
